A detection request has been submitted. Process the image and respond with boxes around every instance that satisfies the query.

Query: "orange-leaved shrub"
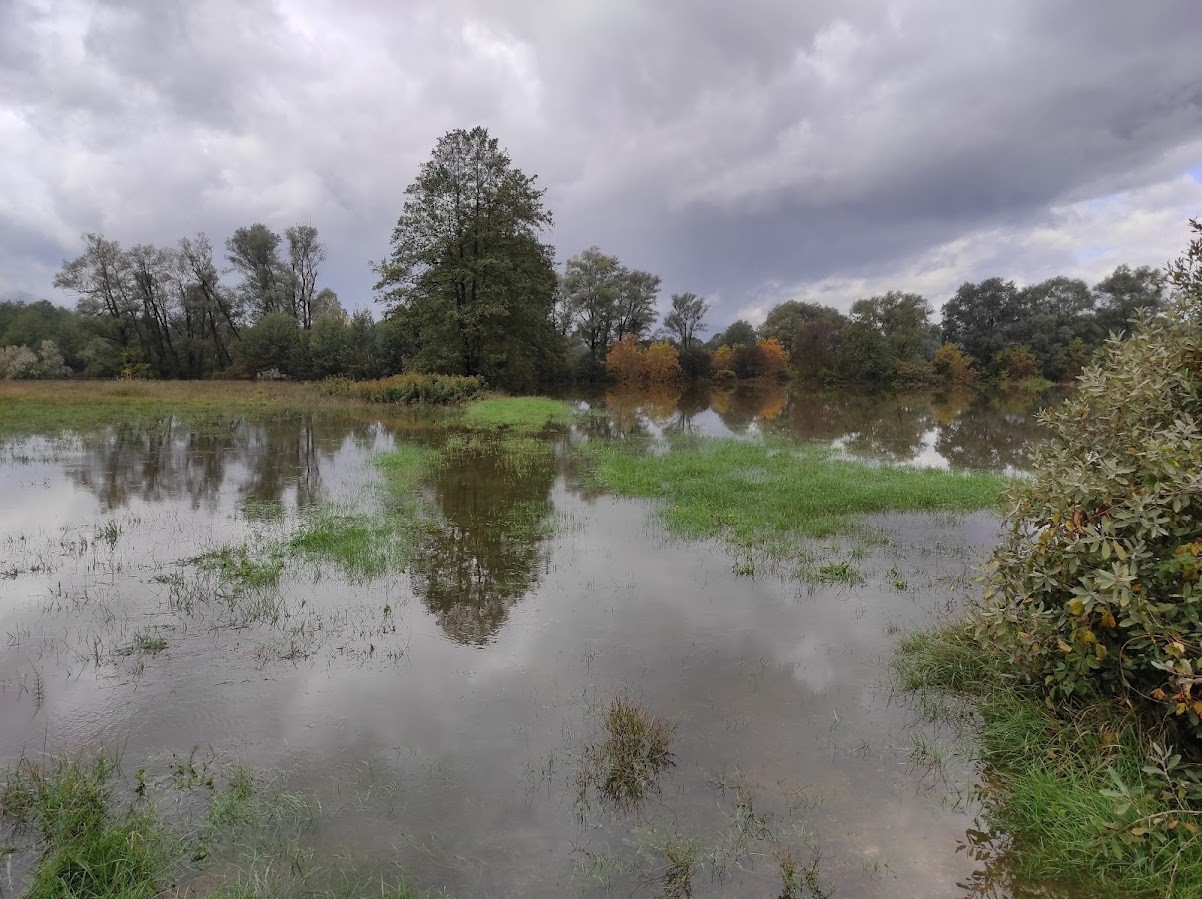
[605,336,682,384]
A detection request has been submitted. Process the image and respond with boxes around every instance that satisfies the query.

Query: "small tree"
[993,345,1042,385]
[757,338,789,380]
[33,339,67,378]
[239,311,305,378]
[716,319,757,348]
[933,342,975,387]
[731,344,761,379]
[711,344,734,373]
[0,345,37,379]
[605,334,647,383]
[643,341,683,383]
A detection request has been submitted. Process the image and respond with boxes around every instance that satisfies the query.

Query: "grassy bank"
[584,436,1005,565]
[0,380,374,436]
[0,381,576,438]
[897,624,1202,898]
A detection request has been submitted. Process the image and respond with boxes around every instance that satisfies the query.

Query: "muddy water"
[0,388,1060,897]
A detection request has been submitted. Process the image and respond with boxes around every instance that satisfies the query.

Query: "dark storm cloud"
[2,0,1200,323]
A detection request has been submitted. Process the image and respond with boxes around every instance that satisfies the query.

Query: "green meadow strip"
[584,436,1006,556]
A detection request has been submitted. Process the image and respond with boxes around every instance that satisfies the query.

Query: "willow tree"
[375,126,560,389]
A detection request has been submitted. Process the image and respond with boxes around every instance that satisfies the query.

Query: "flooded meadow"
[0,386,1063,897]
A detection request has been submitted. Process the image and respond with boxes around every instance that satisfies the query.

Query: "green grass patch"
[374,443,435,495]
[288,513,412,581]
[585,436,1005,557]
[286,444,435,580]
[896,624,1202,897]
[1,754,165,898]
[459,396,575,432]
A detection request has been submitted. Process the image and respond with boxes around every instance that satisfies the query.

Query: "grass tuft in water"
[130,630,168,655]
[577,693,676,815]
[815,561,865,586]
[196,544,284,591]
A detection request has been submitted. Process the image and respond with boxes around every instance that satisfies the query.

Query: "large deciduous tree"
[560,246,623,359]
[941,277,1027,371]
[759,300,844,352]
[850,291,940,364]
[1092,264,1164,335]
[614,269,660,342]
[226,224,287,321]
[375,126,559,390]
[284,225,326,329]
[663,292,710,348]
[227,223,330,329]
[1018,276,1096,380]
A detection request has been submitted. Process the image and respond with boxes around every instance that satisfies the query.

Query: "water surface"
[0,386,1064,897]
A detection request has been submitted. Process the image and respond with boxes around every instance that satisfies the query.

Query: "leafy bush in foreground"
[318,373,483,405]
[978,220,1202,740]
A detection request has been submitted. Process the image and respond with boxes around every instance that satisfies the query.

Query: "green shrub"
[890,359,937,390]
[711,369,737,387]
[976,220,1202,738]
[316,373,483,405]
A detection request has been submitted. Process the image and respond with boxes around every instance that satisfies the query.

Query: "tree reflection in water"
[66,415,379,512]
[409,434,560,645]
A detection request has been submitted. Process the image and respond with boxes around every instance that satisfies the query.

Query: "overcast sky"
[3,0,1201,329]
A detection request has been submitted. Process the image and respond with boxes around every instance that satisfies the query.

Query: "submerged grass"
[0,752,436,899]
[897,624,1202,898]
[199,444,436,587]
[0,380,466,446]
[196,545,284,591]
[585,436,1005,558]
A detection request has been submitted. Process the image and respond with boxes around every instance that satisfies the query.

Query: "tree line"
[0,125,1171,390]
[709,263,1164,390]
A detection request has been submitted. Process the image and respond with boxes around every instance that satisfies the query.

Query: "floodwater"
[0,386,1060,897]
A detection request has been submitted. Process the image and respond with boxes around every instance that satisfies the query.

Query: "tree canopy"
[375,126,559,390]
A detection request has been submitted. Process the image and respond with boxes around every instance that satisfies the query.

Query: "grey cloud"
[1,0,1200,325]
